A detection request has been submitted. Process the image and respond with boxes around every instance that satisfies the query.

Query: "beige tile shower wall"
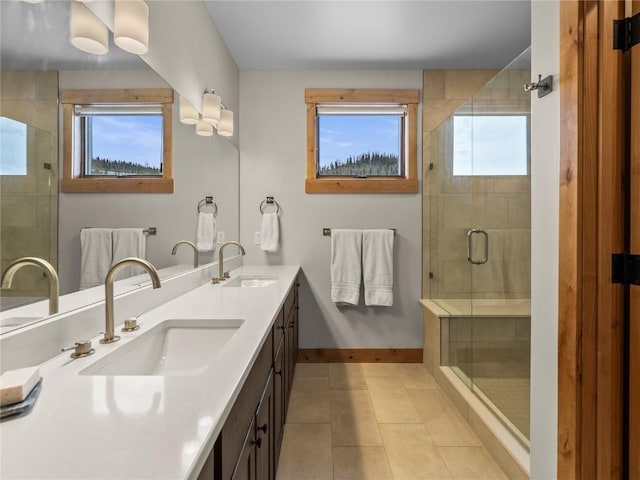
[422,70,531,300]
[0,71,58,300]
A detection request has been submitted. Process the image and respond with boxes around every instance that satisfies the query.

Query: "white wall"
[58,70,239,294]
[239,71,423,348]
[530,1,559,478]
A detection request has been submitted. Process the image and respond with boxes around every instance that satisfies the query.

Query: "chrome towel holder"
[260,196,280,214]
[197,196,218,216]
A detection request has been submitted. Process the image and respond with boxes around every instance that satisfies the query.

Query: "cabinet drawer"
[215,331,274,480]
[272,308,285,351]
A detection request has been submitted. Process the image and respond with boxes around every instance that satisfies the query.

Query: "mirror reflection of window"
[76,105,164,177]
[0,116,27,176]
[453,115,529,176]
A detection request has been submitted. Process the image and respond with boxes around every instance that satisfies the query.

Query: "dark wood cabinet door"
[273,337,285,470]
[231,419,256,480]
[255,372,274,480]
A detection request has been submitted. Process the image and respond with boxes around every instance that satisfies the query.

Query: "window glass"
[0,116,27,175]
[317,114,402,177]
[453,115,528,176]
[77,106,163,177]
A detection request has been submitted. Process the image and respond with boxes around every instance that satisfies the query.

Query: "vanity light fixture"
[114,0,149,55]
[217,108,234,137]
[179,97,199,125]
[196,116,214,137]
[70,1,109,55]
[21,0,44,3]
[202,91,221,127]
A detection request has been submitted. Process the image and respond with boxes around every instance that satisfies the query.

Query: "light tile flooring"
[276,363,508,480]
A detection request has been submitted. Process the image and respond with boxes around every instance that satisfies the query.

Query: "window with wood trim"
[305,88,419,193]
[61,89,174,193]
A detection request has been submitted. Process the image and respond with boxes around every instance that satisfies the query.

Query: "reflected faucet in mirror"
[171,241,199,269]
[215,241,246,283]
[102,258,161,345]
[1,257,59,315]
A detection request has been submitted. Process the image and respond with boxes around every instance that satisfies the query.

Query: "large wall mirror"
[0,1,240,334]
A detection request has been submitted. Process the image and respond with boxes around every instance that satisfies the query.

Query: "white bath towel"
[196,212,217,252]
[362,229,394,306]
[260,213,280,252]
[112,228,146,279]
[331,229,363,306]
[80,228,113,290]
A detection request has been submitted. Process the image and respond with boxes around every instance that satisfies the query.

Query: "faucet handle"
[211,277,221,284]
[223,271,230,279]
[121,312,142,332]
[62,340,95,359]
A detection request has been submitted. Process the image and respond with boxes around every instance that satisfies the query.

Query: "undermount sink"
[223,275,279,288]
[80,318,243,376]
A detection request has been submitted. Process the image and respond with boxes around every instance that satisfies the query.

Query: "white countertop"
[0,265,300,480]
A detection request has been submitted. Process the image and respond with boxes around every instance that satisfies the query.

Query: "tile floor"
[276,363,508,480]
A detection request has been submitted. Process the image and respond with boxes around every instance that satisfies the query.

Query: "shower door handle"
[467,229,489,265]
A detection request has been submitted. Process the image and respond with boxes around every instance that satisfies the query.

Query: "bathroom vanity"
[0,265,300,480]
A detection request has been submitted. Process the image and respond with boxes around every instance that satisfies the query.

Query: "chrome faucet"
[1,257,59,315]
[102,257,161,344]
[171,241,199,268]
[217,241,245,281]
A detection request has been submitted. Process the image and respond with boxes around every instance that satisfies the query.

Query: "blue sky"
[91,115,163,168]
[453,115,528,176]
[318,115,400,168]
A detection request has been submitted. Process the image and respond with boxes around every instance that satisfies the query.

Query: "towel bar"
[322,228,396,236]
[197,196,218,216]
[82,227,156,236]
[260,196,280,214]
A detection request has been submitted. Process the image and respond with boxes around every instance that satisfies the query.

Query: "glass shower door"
[467,49,532,444]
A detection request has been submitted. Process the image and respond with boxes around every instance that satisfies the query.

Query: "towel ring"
[197,197,218,217]
[259,197,280,215]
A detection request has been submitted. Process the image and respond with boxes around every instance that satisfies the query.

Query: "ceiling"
[0,1,147,70]
[204,0,531,70]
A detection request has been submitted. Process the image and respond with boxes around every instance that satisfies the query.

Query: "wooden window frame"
[305,88,419,193]
[60,89,174,193]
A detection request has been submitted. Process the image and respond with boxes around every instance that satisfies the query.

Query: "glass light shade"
[202,92,221,126]
[114,0,149,55]
[217,109,234,137]
[70,1,109,55]
[196,118,213,137]
[21,0,44,3]
[179,97,199,125]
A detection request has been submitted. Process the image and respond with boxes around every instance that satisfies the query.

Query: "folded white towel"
[80,228,112,289]
[196,212,217,252]
[362,229,394,306]
[331,229,362,306]
[260,213,280,252]
[112,228,146,279]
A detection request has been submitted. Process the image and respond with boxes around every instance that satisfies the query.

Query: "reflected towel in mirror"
[112,228,146,279]
[196,212,217,252]
[80,228,112,290]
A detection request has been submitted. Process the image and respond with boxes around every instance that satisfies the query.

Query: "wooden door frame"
[559,1,630,478]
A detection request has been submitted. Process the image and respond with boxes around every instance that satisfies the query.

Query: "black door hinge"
[613,12,640,51]
[612,253,640,286]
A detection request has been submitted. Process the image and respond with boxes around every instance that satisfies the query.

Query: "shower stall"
[423,49,531,448]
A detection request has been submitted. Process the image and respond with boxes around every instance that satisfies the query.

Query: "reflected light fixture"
[217,109,233,137]
[70,1,109,55]
[114,0,149,55]
[202,91,221,126]
[179,97,199,125]
[21,0,44,3]
[196,116,214,137]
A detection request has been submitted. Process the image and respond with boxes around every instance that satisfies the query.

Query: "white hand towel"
[362,229,394,306]
[112,228,146,279]
[196,212,217,252]
[331,229,363,306]
[260,213,280,252]
[80,228,112,289]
